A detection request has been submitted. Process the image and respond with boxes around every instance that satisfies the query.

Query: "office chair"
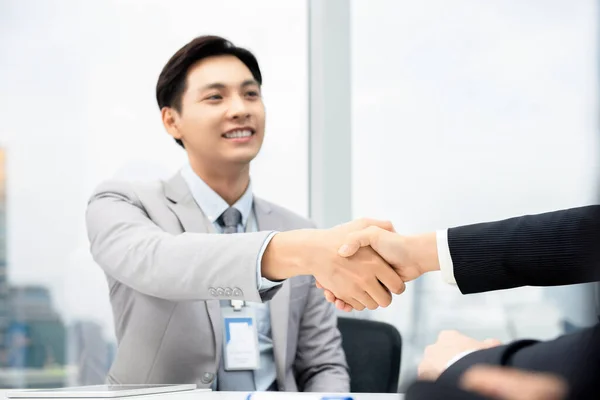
[337,317,402,393]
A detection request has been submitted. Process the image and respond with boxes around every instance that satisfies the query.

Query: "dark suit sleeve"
[405,381,491,400]
[437,324,600,398]
[448,205,600,294]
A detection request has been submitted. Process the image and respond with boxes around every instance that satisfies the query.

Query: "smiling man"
[84,35,387,393]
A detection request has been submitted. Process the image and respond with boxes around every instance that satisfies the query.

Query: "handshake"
[261,218,440,311]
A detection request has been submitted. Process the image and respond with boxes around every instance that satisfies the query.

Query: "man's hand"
[262,218,406,311]
[418,330,502,381]
[317,227,440,311]
[460,366,568,400]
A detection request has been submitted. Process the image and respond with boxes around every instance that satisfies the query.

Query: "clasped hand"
[309,219,436,311]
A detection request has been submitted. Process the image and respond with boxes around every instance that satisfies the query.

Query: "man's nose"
[228,95,250,119]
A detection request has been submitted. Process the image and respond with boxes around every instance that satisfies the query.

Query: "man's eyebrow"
[241,79,260,88]
[198,82,226,92]
[198,79,260,93]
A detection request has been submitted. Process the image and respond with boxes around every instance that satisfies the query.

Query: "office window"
[0,0,308,387]
[350,0,599,385]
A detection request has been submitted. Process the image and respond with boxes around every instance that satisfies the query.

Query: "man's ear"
[161,107,183,142]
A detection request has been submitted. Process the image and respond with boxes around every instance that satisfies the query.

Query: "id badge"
[221,301,260,371]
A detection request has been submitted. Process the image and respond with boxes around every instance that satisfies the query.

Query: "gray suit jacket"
[85,172,349,392]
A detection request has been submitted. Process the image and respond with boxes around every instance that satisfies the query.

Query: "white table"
[135,390,403,400]
[1,389,404,400]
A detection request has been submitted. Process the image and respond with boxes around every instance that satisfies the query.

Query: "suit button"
[233,287,243,297]
[224,288,232,297]
[201,372,214,384]
[208,288,217,297]
[216,287,224,296]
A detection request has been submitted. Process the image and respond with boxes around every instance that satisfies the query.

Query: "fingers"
[345,297,366,311]
[323,289,336,303]
[438,329,462,341]
[319,284,357,312]
[337,300,353,312]
[319,223,404,310]
[322,284,379,312]
[366,246,404,300]
[354,218,395,233]
[376,266,406,295]
[322,287,365,311]
[483,338,502,347]
[338,226,384,258]
[460,366,567,400]
[350,287,380,310]
[417,360,436,381]
[321,288,354,312]
[362,280,392,308]
[326,288,390,312]
[319,261,403,309]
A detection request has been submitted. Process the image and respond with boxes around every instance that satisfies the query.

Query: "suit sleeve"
[292,276,350,392]
[448,205,600,294]
[405,381,491,400]
[85,180,279,302]
[437,324,600,398]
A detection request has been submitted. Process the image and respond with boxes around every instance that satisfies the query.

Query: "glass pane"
[0,0,308,388]
[351,0,599,386]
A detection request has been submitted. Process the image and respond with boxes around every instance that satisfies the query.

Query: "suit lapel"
[164,172,223,366]
[164,173,212,233]
[255,198,291,387]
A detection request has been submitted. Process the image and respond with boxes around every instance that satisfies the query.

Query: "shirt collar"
[180,163,253,226]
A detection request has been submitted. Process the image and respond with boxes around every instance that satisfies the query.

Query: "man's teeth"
[224,130,252,138]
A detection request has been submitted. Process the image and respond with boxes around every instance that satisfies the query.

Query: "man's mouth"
[222,129,255,139]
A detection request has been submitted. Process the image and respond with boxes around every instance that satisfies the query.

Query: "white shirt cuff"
[256,231,284,291]
[446,349,477,369]
[436,229,457,285]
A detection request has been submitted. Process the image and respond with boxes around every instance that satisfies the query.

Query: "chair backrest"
[337,317,402,393]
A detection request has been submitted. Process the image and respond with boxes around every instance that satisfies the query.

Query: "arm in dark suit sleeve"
[437,324,600,398]
[405,381,491,400]
[448,205,600,294]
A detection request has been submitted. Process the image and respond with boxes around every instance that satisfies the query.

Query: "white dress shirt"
[436,229,457,285]
[181,164,278,391]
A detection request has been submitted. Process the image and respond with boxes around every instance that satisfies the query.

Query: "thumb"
[338,226,383,257]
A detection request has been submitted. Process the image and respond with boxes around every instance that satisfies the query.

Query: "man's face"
[166,55,265,167]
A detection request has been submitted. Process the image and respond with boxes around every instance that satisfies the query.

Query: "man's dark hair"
[156,35,263,148]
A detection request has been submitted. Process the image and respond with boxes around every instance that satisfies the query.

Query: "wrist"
[405,232,440,273]
[261,231,310,280]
